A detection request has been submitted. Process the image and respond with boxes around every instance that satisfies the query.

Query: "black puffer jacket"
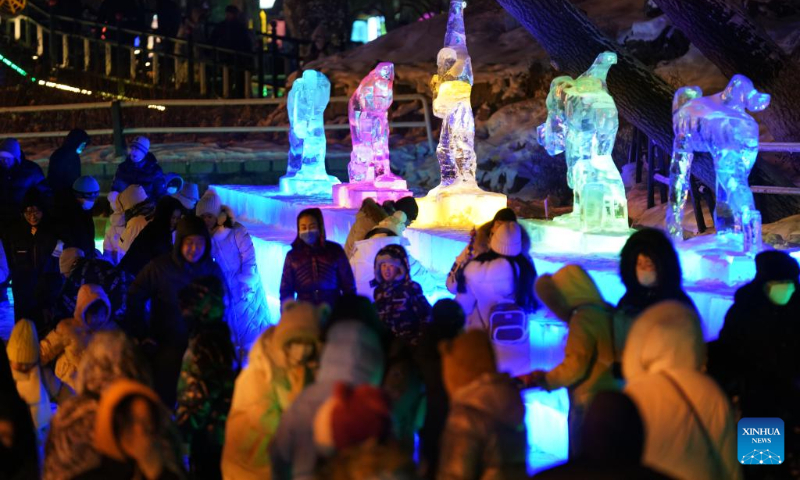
[53,189,95,257]
[279,208,356,307]
[111,153,166,199]
[118,196,184,277]
[47,129,89,194]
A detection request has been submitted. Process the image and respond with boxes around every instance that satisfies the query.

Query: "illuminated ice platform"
[211,184,775,474]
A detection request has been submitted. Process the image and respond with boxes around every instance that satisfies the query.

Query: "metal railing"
[2,2,307,98]
[0,94,436,153]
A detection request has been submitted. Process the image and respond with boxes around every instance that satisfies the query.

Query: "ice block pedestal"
[332,180,412,208]
[279,174,340,198]
[677,234,758,286]
[414,184,507,229]
[521,218,634,255]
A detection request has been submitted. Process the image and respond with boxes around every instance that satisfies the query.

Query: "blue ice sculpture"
[279,69,340,196]
[667,74,770,253]
[537,52,629,232]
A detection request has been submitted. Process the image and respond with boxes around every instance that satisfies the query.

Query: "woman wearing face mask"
[710,250,800,472]
[615,228,695,353]
[53,176,100,259]
[280,208,356,308]
[222,301,323,480]
[123,215,226,408]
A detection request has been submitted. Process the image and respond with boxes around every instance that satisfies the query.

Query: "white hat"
[118,185,148,211]
[490,222,522,257]
[173,183,200,210]
[196,191,222,217]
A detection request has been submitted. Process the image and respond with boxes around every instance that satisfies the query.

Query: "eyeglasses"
[23,208,42,216]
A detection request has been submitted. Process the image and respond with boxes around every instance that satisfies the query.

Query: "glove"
[514,370,546,390]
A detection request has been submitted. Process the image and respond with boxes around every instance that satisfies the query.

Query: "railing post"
[270,20,278,97]
[36,25,44,56]
[223,66,230,98]
[152,54,159,85]
[129,48,136,80]
[13,18,20,41]
[187,35,195,92]
[419,96,435,152]
[257,35,264,98]
[244,70,252,98]
[105,42,112,76]
[646,139,655,209]
[48,3,56,70]
[83,37,90,71]
[211,47,218,96]
[115,22,122,79]
[110,101,126,157]
[61,34,69,67]
[199,62,207,96]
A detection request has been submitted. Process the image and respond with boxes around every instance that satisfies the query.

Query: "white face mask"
[167,186,178,195]
[636,268,657,288]
[80,200,95,211]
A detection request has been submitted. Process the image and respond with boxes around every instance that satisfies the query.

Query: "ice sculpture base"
[521,218,634,255]
[332,181,413,209]
[414,185,507,229]
[278,174,341,197]
[676,234,760,286]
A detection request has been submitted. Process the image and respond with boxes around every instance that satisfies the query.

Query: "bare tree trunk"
[655,0,800,142]
[495,0,800,221]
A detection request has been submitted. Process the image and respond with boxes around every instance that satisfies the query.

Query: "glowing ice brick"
[333,62,413,207]
[523,388,569,474]
[537,51,629,233]
[415,0,506,229]
[667,74,770,254]
[279,70,341,196]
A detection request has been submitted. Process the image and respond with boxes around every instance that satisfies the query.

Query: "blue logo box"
[738,418,784,465]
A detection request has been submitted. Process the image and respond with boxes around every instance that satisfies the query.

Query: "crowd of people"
[1,132,799,480]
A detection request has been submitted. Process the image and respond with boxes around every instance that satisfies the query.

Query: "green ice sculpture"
[537,51,628,232]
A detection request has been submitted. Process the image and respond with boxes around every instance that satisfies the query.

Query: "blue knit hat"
[0,138,21,161]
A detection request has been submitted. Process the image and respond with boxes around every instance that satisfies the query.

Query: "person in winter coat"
[6,319,56,448]
[53,175,100,258]
[104,185,148,263]
[119,185,158,257]
[280,208,357,308]
[437,330,528,480]
[118,195,184,278]
[0,137,51,227]
[176,276,237,480]
[446,208,528,295]
[615,228,695,342]
[459,221,538,331]
[123,215,226,408]
[40,284,116,392]
[197,190,270,355]
[315,439,417,480]
[2,188,62,333]
[56,247,129,323]
[43,330,156,480]
[413,299,465,479]
[710,250,800,477]
[623,300,742,480]
[111,136,167,199]
[517,264,618,457]
[222,300,325,480]
[75,379,183,480]
[344,197,418,259]
[271,320,385,480]
[47,128,90,195]
[534,391,673,479]
[372,244,431,345]
[0,389,40,480]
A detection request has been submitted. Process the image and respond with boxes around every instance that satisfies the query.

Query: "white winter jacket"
[118,215,149,255]
[623,301,742,480]
[461,256,517,331]
[102,192,125,264]
[210,223,270,351]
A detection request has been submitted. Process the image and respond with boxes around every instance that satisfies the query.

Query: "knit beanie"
[129,136,150,154]
[94,379,161,461]
[173,183,200,210]
[754,250,800,283]
[394,196,418,222]
[440,330,496,396]
[7,319,39,364]
[313,382,391,455]
[490,222,522,257]
[0,138,21,161]
[118,185,148,211]
[274,301,324,348]
[59,247,85,276]
[72,176,100,196]
[196,191,223,218]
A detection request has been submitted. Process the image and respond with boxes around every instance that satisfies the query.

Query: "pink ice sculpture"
[332,62,413,208]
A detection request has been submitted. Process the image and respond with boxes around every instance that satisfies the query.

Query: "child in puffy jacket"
[40,284,116,392]
[372,244,431,346]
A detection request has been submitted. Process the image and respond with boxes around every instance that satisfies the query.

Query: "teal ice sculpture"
[280,69,340,196]
[667,74,770,253]
[537,52,628,232]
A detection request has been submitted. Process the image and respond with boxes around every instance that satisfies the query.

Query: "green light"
[0,52,28,77]
[31,77,36,82]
